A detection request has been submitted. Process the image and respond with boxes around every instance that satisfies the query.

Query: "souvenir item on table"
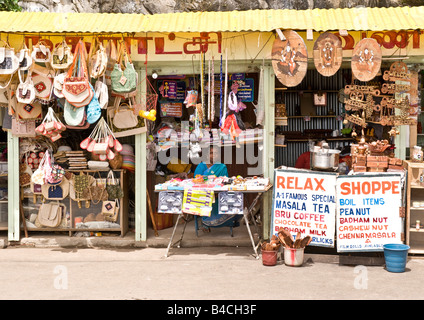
[62,40,94,108]
[88,38,108,79]
[182,189,214,217]
[31,40,51,63]
[36,107,66,141]
[80,117,120,161]
[31,63,54,102]
[50,39,73,70]
[0,40,20,76]
[110,41,137,94]
[158,191,183,214]
[16,69,36,105]
[218,192,244,215]
[272,30,308,87]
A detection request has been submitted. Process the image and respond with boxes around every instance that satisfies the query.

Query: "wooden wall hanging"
[351,38,382,82]
[272,30,308,87]
[313,32,343,77]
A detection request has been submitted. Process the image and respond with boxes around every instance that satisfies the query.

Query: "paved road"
[0,246,423,303]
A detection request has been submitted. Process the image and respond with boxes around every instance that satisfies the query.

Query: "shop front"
[0,8,424,257]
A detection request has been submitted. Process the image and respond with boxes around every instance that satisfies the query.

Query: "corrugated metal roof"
[0,6,422,34]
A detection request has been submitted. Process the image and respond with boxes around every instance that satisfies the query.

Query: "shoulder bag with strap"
[36,202,65,228]
[110,41,137,94]
[50,40,73,70]
[62,40,93,108]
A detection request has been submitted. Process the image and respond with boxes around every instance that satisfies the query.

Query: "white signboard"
[271,169,337,248]
[336,174,403,252]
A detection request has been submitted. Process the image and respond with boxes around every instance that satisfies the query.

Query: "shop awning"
[0,6,423,34]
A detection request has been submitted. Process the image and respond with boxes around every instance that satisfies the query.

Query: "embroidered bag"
[31,63,54,101]
[0,40,19,76]
[62,40,93,108]
[50,40,73,70]
[16,43,33,71]
[41,177,69,200]
[31,40,51,63]
[16,69,36,105]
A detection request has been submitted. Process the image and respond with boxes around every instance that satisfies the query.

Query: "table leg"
[164,213,189,258]
[243,210,259,259]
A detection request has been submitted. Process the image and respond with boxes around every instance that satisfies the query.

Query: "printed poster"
[271,169,337,248]
[336,174,403,252]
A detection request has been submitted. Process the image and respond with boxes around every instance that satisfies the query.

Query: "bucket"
[262,250,278,266]
[284,247,304,267]
[383,243,410,273]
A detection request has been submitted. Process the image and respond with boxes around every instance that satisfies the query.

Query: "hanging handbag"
[64,99,85,126]
[86,82,101,124]
[15,100,42,120]
[50,40,73,70]
[69,171,94,208]
[31,40,51,63]
[88,38,108,79]
[113,103,138,129]
[31,152,49,185]
[110,41,137,94]
[0,40,19,76]
[106,170,123,200]
[102,199,119,222]
[31,63,54,101]
[41,177,69,200]
[36,202,65,228]
[62,40,93,108]
[17,43,33,71]
[105,40,117,86]
[94,75,108,109]
[85,171,108,204]
[12,118,36,137]
[16,69,36,105]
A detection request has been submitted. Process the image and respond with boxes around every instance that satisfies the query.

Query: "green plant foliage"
[0,0,22,12]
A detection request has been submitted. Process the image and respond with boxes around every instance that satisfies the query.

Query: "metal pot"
[311,149,340,170]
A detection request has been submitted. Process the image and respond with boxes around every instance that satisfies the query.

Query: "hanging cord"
[219,54,223,127]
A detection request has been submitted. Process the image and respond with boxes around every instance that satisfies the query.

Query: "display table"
[155,184,272,258]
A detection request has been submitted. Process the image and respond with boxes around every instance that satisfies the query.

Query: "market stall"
[154,174,272,257]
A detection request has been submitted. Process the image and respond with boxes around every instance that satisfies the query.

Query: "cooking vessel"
[311,149,340,170]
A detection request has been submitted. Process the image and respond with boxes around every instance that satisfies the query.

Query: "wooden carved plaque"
[351,38,382,82]
[272,30,308,87]
[313,32,343,77]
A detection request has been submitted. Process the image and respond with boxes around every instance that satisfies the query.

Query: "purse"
[41,177,69,200]
[15,100,42,120]
[86,82,101,124]
[31,40,51,63]
[105,40,117,86]
[16,70,36,105]
[102,199,119,222]
[31,63,54,101]
[50,40,73,70]
[12,118,36,137]
[36,202,65,228]
[89,38,108,79]
[62,40,93,108]
[110,41,137,94]
[0,40,19,76]
[113,103,138,129]
[64,100,85,126]
[17,43,33,71]
[106,170,123,200]
[85,172,108,204]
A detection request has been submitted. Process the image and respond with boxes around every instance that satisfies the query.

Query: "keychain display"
[80,117,123,161]
[35,107,66,141]
[218,192,244,215]
[157,191,183,214]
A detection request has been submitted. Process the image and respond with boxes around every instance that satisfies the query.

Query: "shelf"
[275,144,287,148]
[287,115,338,118]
